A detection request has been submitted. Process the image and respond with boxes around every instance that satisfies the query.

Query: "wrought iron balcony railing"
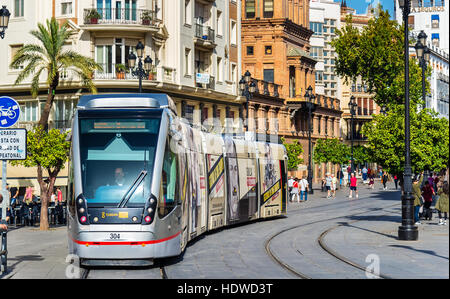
[83,8,157,26]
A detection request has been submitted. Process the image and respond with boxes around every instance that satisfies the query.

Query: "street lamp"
[128,41,153,93]
[0,6,10,39]
[398,0,418,241]
[348,95,357,174]
[304,85,316,195]
[239,70,256,132]
[415,31,431,185]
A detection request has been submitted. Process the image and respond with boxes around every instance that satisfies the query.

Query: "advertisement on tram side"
[259,143,282,218]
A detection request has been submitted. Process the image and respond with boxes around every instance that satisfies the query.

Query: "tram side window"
[158,143,179,218]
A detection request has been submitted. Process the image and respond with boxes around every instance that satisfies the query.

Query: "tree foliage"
[362,107,449,175]
[314,138,350,165]
[282,137,304,171]
[331,7,428,107]
[10,17,101,130]
[10,127,71,230]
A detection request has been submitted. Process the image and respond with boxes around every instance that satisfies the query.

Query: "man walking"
[300,176,309,202]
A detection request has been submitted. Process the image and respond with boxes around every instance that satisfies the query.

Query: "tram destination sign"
[0,129,27,160]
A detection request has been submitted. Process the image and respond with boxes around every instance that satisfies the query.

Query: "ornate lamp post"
[348,95,357,174]
[239,70,256,132]
[398,0,418,241]
[0,5,10,39]
[304,85,316,194]
[415,30,431,185]
[128,41,153,93]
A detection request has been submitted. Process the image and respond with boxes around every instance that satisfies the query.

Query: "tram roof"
[77,93,177,113]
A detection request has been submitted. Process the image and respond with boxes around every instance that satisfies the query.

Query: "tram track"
[265,201,399,279]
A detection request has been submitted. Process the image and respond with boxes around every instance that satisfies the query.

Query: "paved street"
[1,180,448,280]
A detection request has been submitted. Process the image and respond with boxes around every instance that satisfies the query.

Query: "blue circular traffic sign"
[0,96,21,128]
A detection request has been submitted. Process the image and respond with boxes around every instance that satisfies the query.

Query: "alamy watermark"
[365,254,380,279]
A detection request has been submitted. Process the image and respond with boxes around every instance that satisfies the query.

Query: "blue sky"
[334,0,395,18]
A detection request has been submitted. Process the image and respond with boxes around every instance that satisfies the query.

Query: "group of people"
[413,172,448,226]
[0,184,65,228]
[288,176,309,202]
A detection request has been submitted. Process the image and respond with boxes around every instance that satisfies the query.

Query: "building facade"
[241,0,343,182]
[0,0,243,193]
[395,0,449,119]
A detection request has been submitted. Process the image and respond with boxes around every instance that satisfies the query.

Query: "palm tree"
[10,17,101,130]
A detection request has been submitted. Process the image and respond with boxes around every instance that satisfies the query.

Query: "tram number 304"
[110,233,121,240]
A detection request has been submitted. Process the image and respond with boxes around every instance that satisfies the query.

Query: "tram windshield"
[78,111,162,207]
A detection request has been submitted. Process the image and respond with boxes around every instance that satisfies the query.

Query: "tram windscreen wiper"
[117,170,148,208]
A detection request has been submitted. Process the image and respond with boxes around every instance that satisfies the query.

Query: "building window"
[310,22,324,35]
[217,57,222,82]
[184,0,191,25]
[10,44,24,70]
[230,20,237,45]
[185,48,191,76]
[265,45,272,55]
[61,1,73,16]
[245,0,255,18]
[19,101,39,122]
[432,33,439,47]
[263,0,274,18]
[14,0,24,17]
[217,10,223,36]
[431,15,439,28]
[263,69,274,83]
[247,46,254,55]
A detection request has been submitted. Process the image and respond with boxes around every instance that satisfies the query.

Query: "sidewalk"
[1,181,448,279]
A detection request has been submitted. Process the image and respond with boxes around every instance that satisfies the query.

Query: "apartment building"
[395,0,449,119]
[0,0,242,191]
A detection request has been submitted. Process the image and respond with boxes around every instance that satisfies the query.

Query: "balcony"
[195,74,215,90]
[81,8,160,33]
[93,63,157,81]
[251,79,282,99]
[194,24,216,50]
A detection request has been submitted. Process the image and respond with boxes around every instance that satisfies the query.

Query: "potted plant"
[141,10,152,25]
[148,69,157,80]
[115,64,126,79]
[86,9,102,24]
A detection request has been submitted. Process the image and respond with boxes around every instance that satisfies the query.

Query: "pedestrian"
[337,168,344,190]
[435,181,448,226]
[325,173,332,199]
[362,166,368,183]
[331,173,337,199]
[25,185,34,204]
[299,176,309,202]
[349,172,358,199]
[382,172,389,190]
[413,174,424,225]
[369,172,375,189]
[421,181,435,220]
[57,187,63,203]
[394,174,398,190]
[288,176,294,195]
[291,178,300,203]
[347,165,352,186]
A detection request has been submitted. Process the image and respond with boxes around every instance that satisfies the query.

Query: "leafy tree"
[362,106,449,176]
[352,145,373,166]
[332,7,428,108]
[314,138,349,166]
[10,127,70,230]
[10,17,101,130]
[281,137,304,171]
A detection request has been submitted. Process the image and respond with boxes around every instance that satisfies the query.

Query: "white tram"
[67,93,288,266]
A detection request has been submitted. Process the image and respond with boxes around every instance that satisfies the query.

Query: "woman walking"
[421,181,435,220]
[413,175,424,225]
[435,181,448,225]
[382,172,389,190]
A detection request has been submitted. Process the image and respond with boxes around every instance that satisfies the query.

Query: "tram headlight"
[79,207,85,214]
[142,194,157,225]
[80,216,87,223]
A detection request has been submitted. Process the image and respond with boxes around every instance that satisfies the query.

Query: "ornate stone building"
[241,0,343,182]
